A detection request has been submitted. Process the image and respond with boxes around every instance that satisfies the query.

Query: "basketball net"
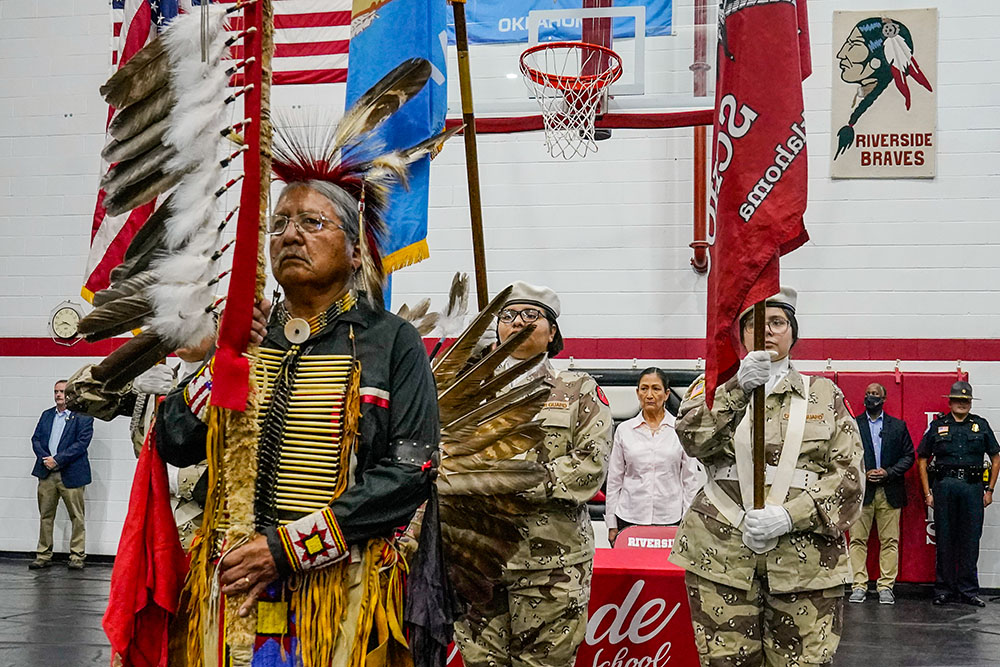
[520,42,623,159]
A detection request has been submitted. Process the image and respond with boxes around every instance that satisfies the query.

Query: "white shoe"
[879,589,895,605]
[849,588,866,603]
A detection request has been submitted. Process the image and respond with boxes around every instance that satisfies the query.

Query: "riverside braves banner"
[703,0,812,405]
[831,8,937,178]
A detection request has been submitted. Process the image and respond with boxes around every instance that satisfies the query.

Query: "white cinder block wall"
[3,0,1000,583]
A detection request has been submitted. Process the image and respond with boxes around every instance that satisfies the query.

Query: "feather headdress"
[269,58,454,306]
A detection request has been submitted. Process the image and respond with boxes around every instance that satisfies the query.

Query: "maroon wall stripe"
[0,337,995,362]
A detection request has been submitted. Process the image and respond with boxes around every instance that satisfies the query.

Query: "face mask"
[864,395,884,411]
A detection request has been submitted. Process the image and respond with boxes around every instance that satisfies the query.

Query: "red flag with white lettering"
[704,0,812,406]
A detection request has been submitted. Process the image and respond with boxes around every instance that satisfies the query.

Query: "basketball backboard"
[445,0,717,120]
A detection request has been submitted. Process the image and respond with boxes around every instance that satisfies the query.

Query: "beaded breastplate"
[253,294,358,527]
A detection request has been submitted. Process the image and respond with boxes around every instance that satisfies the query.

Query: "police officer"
[454,282,613,667]
[917,381,1000,607]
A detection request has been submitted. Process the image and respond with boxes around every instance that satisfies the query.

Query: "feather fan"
[436,272,470,339]
[91,270,159,307]
[77,294,153,342]
[396,298,440,336]
[108,86,175,142]
[432,285,512,391]
[90,331,174,393]
[403,280,560,611]
[99,37,168,108]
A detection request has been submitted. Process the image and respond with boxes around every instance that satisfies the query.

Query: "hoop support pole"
[451,0,489,310]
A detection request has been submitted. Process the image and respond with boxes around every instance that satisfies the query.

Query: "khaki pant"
[454,561,592,667]
[848,486,901,591]
[35,471,86,563]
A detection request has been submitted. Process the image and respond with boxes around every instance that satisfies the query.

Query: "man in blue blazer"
[848,382,914,604]
[29,379,94,569]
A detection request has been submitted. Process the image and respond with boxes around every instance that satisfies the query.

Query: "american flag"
[84,0,351,301]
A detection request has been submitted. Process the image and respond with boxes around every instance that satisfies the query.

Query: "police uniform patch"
[595,386,609,407]
[972,422,980,433]
[938,426,949,435]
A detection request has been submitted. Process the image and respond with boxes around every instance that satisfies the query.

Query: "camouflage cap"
[945,380,976,400]
[503,281,561,319]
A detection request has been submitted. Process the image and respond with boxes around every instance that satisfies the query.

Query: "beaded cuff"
[276,506,348,572]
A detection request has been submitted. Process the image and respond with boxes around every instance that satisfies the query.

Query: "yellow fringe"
[348,542,386,667]
[381,239,429,275]
[289,563,349,667]
[173,404,226,667]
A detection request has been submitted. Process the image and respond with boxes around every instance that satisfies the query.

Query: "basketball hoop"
[520,41,623,159]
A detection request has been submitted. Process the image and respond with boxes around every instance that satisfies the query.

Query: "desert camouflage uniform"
[667,368,863,666]
[171,463,206,550]
[455,361,613,667]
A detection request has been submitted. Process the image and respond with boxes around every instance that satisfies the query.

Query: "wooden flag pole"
[451,0,489,310]
[752,301,766,509]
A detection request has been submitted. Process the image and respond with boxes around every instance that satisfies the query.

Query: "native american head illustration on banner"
[833,14,934,161]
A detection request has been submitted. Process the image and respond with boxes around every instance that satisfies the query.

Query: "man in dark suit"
[29,379,94,570]
[848,382,914,604]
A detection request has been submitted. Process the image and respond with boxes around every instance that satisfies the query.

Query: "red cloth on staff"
[103,432,187,667]
[704,0,812,406]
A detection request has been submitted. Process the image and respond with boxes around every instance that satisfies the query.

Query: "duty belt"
[938,466,983,483]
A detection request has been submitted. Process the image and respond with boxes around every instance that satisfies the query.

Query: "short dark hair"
[638,367,669,389]
[55,379,68,386]
[739,304,799,347]
[547,316,564,356]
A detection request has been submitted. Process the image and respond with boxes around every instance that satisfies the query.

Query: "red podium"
[446,544,699,666]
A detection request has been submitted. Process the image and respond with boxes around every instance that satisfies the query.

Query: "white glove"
[743,505,793,541]
[742,533,774,554]
[133,364,176,395]
[737,350,772,393]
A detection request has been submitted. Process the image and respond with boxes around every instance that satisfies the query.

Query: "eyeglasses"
[498,307,546,324]
[743,317,791,334]
[267,212,344,236]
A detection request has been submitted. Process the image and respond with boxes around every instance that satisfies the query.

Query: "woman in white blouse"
[605,368,704,545]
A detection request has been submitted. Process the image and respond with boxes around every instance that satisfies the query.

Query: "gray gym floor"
[2,556,998,666]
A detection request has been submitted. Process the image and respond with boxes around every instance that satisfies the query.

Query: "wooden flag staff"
[450,0,489,310]
[752,301,766,509]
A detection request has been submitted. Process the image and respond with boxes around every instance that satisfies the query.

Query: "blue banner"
[447,0,672,44]
[346,0,448,288]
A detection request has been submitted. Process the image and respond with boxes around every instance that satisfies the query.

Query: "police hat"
[739,286,797,320]
[503,281,561,320]
[945,381,976,400]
